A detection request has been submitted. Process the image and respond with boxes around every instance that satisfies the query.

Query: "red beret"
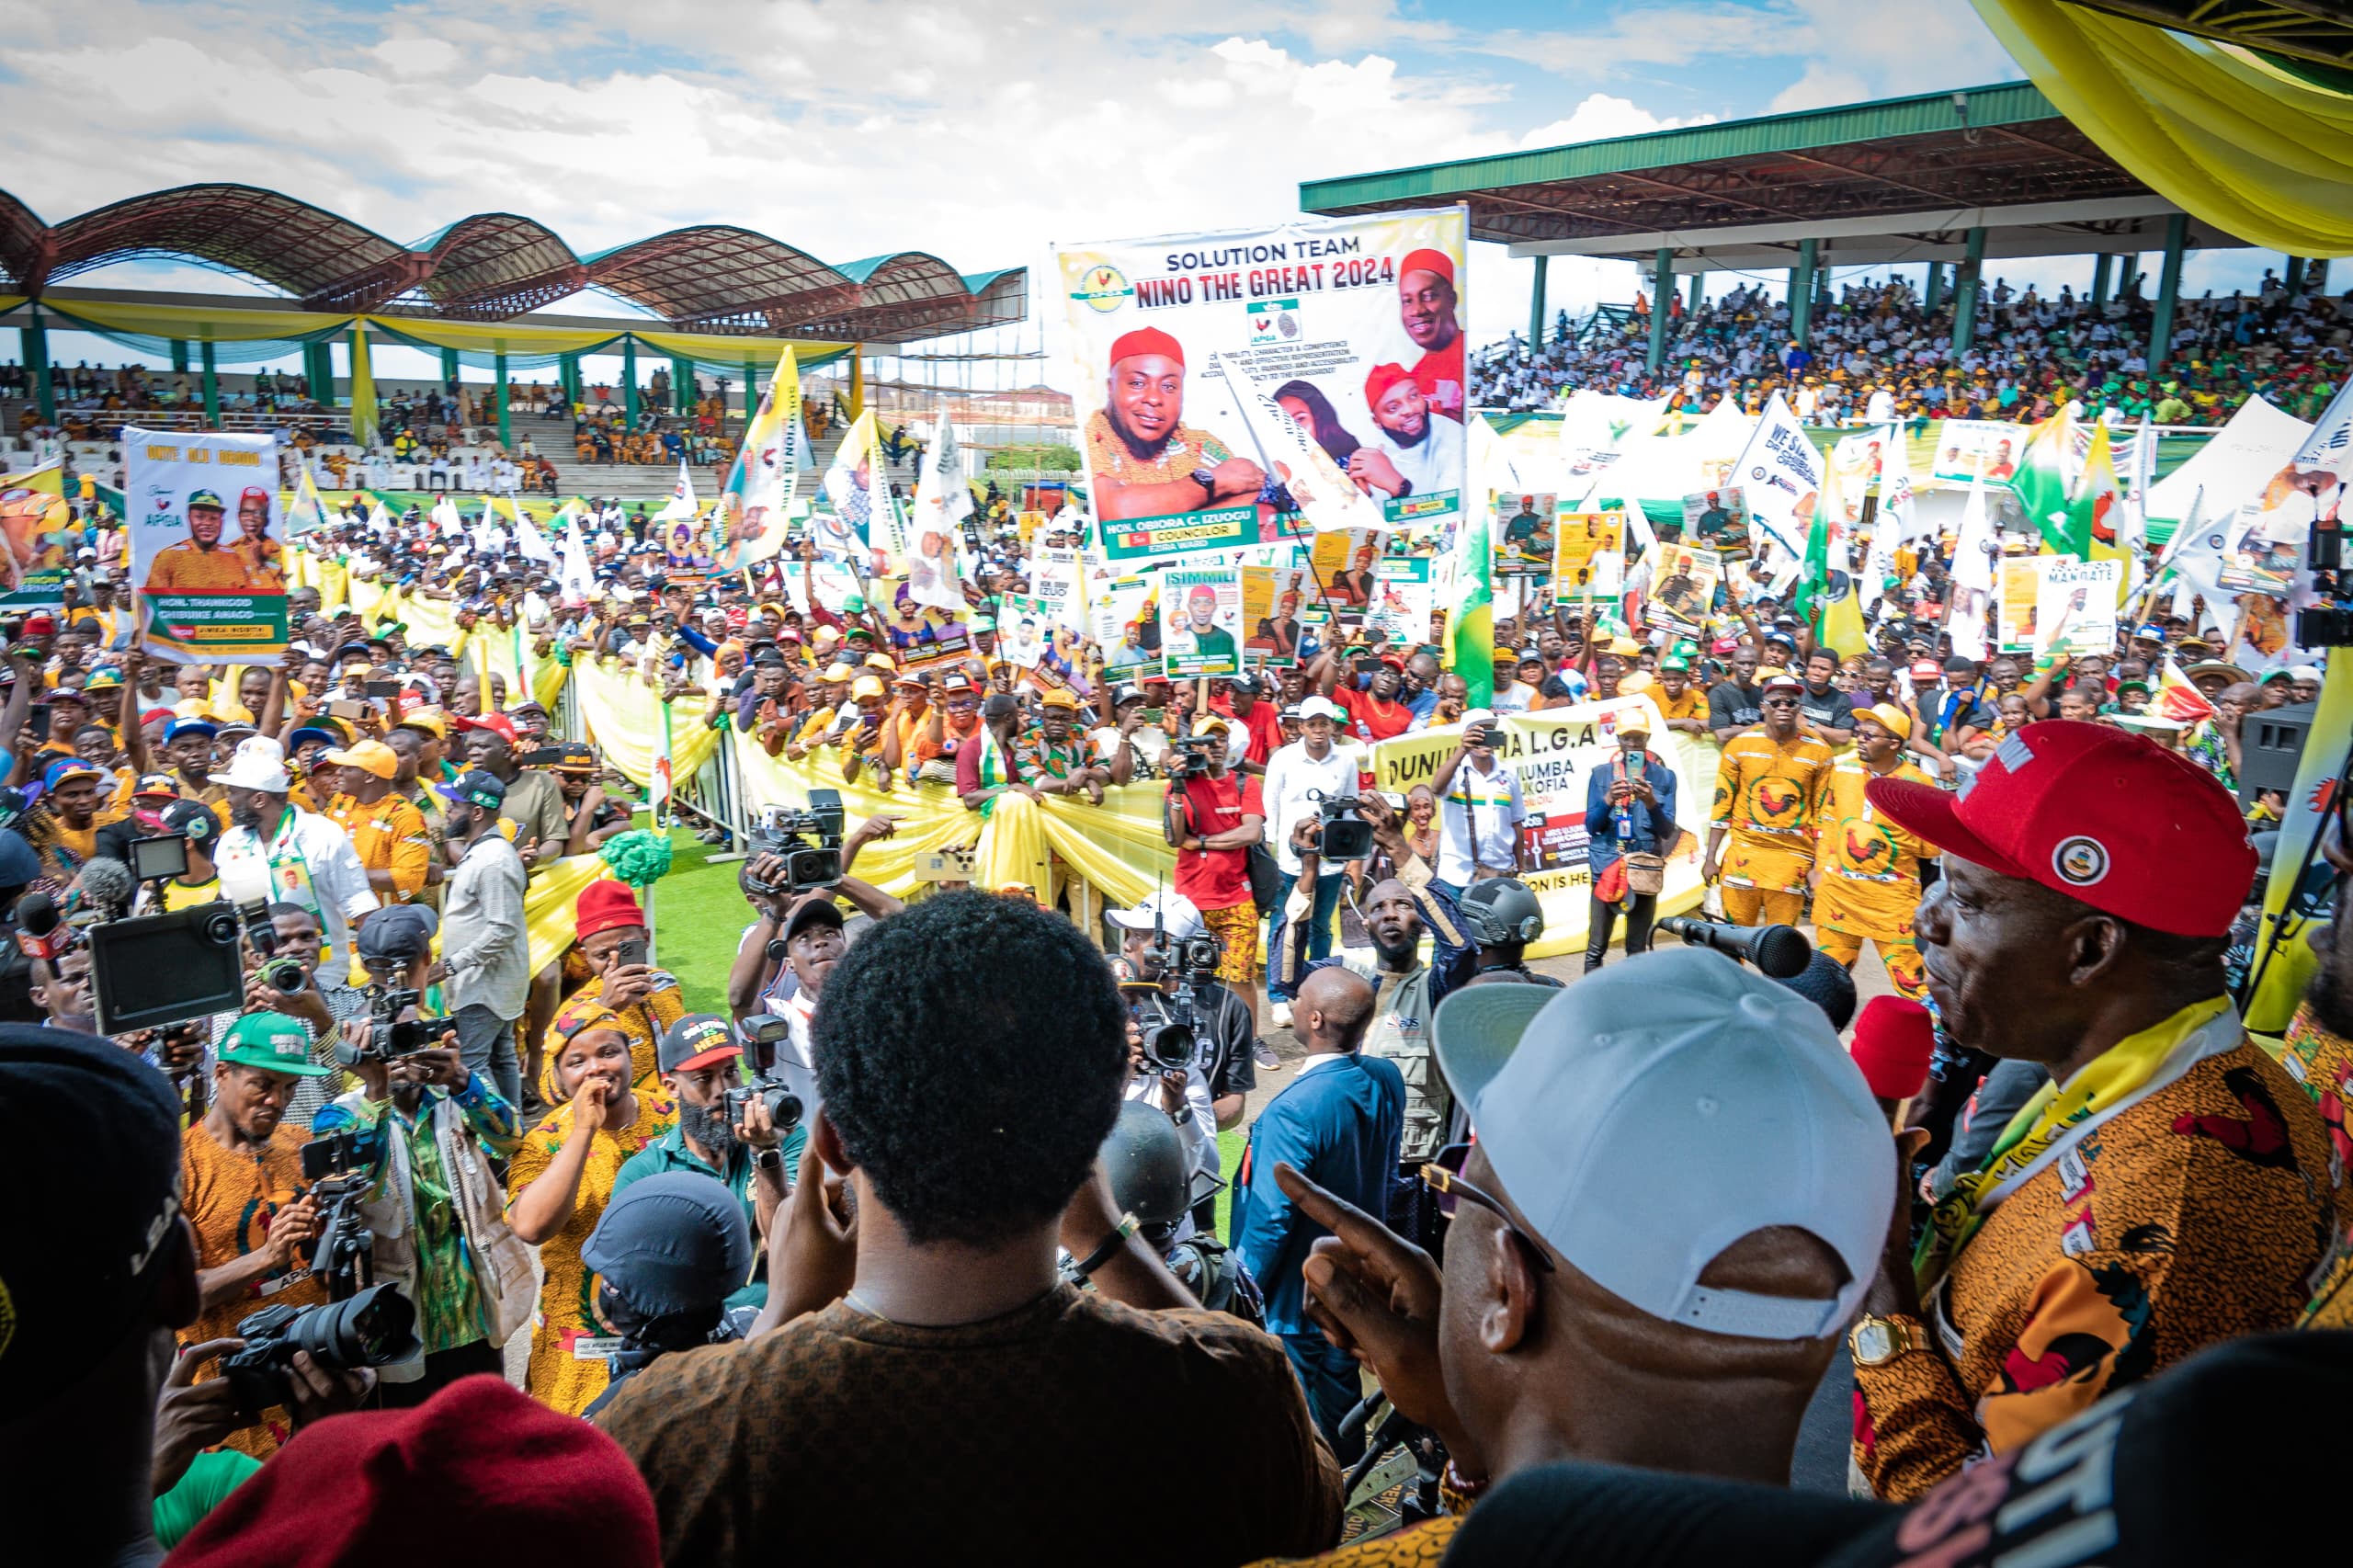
[165,1375,661,1568]
[1850,995,1936,1103]
[1400,248,1455,284]
[1108,326,1185,370]
[575,877,646,940]
[1364,362,1415,412]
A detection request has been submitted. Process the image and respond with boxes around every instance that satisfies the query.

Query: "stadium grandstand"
[1302,80,2349,431]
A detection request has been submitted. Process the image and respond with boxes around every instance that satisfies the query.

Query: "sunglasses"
[1419,1143,1553,1273]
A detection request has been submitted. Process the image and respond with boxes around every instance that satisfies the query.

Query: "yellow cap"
[821,661,857,683]
[850,675,888,700]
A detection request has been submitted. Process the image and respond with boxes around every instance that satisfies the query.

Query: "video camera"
[2297,518,2353,648]
[1166,734,1221,778]
[332,987,452,1065]
[1308,789,1374,861]
[300,1125,385,1300]
[1121,898,1224,1073]
[745,788,847,897]
[222,1284,418,1416]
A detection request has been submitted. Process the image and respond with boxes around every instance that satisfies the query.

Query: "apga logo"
[146,488,178,528]
[1070,265,1133,314]
[1248,299,1299,340]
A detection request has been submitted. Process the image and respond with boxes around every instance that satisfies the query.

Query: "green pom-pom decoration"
[599,829,674,888]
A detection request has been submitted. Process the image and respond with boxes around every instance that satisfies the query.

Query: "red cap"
[165,1375,660,1568]
[1850,996,1936,1102]
[1108,326,1184,369]
[21,613,54,634]
[575,878,646,940]
[240,484,270,505]
[1364,362,1414,411]
[456,711,521,745]
[1908,659,1942,681]
[1865,719,2256,937]
[1400,247,1456,284]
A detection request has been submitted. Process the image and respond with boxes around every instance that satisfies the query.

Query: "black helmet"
[1460,877,1544,947]
[1101,1100,1191,1233]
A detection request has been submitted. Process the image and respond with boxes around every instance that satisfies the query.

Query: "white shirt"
[1365,410,1465,500]
[216,805,382,971]
[1262,738,1360,875]
[1123,1063,1217,1180]
[1490,678,1533,713]
[1436,756,1528,883]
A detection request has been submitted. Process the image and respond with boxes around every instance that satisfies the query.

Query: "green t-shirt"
[153,1448,262,1550]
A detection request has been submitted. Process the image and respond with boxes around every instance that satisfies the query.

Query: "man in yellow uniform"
[320,738,433,906]
[1809,703,1936,998]
[143,489,259,593]
[1703,668,1833,926]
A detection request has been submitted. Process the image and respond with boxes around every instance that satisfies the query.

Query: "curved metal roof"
[0,185,1023,342]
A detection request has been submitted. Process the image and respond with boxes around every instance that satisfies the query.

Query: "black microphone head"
[16,890,56,937]
[1749,923,1813,980]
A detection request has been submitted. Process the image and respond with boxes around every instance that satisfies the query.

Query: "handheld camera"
[745,788,847,896]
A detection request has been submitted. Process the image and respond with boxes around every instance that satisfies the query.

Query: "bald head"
[1294,967,1375,1056]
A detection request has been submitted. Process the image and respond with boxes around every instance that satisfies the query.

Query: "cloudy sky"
[0,0,2277,385]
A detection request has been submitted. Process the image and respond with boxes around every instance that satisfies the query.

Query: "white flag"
[658,458,697,522]
[1861,424,1913,613]
[560,514,595,603]
[1729,392,1819,562]
[907,405,973,612]
[1948,462,1997,662]
[516,500,561,565]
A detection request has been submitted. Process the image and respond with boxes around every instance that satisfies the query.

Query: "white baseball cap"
[1429,948,1893,1339]
[1297,695,1347,723]
[1106,888,1204,943]
[208,735,292,793]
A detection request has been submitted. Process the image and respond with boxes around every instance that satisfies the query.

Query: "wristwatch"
[1188,466,1219,502]
[1849,1314,1922,1367]
[755,1147,785,1176]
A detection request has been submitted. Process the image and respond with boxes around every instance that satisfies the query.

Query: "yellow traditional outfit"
[1810,756,1936,998]
[1708,729,1834,926]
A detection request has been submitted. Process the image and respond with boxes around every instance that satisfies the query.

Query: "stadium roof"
[0,184,1026,344]
[1301,82,2255,273]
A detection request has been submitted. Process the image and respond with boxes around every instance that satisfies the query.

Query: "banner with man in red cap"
[1056,208,1469,567]
[124,426,290,665]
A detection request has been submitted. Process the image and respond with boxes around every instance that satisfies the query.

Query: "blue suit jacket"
[1583,751,1677,872]
[1230,1051,1406,1335]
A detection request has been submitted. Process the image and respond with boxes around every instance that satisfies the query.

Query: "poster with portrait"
[0,460,79,611]
[126,426,289,665]
[1552,511,1622,597]
[995,593,1053,670]
[1365,557,1434,647]
[1932,419,2023,483]
[878,580,975,670]
[2033,557,2122,661]
[1092,574,1161,676]
[2217,503,2302,595]
[1056,206,1470,568]
[1239,565,1301,665]
[1647,543,1721,637]
[1310,528,1384,615]
[1679,487,1748,556]
[1159,566,1243,677]
[1028,545,1089,631]
[1492,491,1554,574]
[1997,556,2041,654]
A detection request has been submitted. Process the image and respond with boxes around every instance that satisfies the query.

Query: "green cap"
[217,1011,331,1077]
[972,615,995,632]
[186,489,226,511]
[1659,654,1691,672]
[842,594,868,615]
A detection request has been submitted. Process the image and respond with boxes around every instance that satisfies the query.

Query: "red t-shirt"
[1337,685,1414,743]
[1173,770,1265,913]
[1212,697,1282,767]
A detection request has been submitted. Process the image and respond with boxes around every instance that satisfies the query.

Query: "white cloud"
[1518,92,1714,149]
[1769,62,1872,114]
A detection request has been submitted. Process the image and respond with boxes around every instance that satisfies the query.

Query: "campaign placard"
[1493,491,1554,574]
[1159,566,1242,677]
[1057,207,1469,567]
[0,460,79,611]
[126,427,289,665]
[2034,556,2123,661]
[1932,419,2025,483]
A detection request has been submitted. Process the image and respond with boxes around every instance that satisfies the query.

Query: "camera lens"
[201,909,239,946]
[290,1282,418,1369]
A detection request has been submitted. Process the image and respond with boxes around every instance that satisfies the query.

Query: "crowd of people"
[1475,267,2351,427]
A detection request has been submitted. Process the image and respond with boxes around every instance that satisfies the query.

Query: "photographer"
[1261,694,1358,1017]
[723,815,904,1032]
[1428,707,1530,899]
[612,1014,795,1309]
[1583,711,1678,970]
[435,769,529,1109]
[309,903,528,1405]
[237,901,369,1132]
[179,1012,334,1456]
[1164,712,1267,1033]
[546,879,685,1094]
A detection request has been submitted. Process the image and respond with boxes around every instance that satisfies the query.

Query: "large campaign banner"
[1368,697,1711,959]
[1056,207,1469,567]
[0,460,80,611]
[126,427,289,665]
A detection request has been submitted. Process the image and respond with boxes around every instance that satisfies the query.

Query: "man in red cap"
[1396,246,1464,421]
[1844,721,2341,1502]
[544,880,687,1093]
[1348,361,1463,502]
[457,710,567,871]
[1084,325,1265,522]
[233,483,284,589]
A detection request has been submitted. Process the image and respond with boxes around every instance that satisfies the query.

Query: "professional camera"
[1166,734,1220,778]
[221,1283,419,1415]
[722,1077,804,1133]
[336,986,452,1063]
[258,956,309,994]
[300,1125,386,1300]
[1120,912,1223,1073]
[745,788,847,896]
[2298,518,2351,647]
[1309,789,1374,861]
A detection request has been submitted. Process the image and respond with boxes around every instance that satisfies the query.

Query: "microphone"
[68,858,137,924]
[14,891,66,961]
[1655,915,1813,979]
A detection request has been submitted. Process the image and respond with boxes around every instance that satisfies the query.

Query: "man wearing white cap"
[1259,949,1893,1562]
[212,735,381,971]
[1105,888,1248,1230]
[1261,695,1359,1019]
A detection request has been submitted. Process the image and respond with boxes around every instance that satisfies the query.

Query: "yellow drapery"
[1973,0,2353,256]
